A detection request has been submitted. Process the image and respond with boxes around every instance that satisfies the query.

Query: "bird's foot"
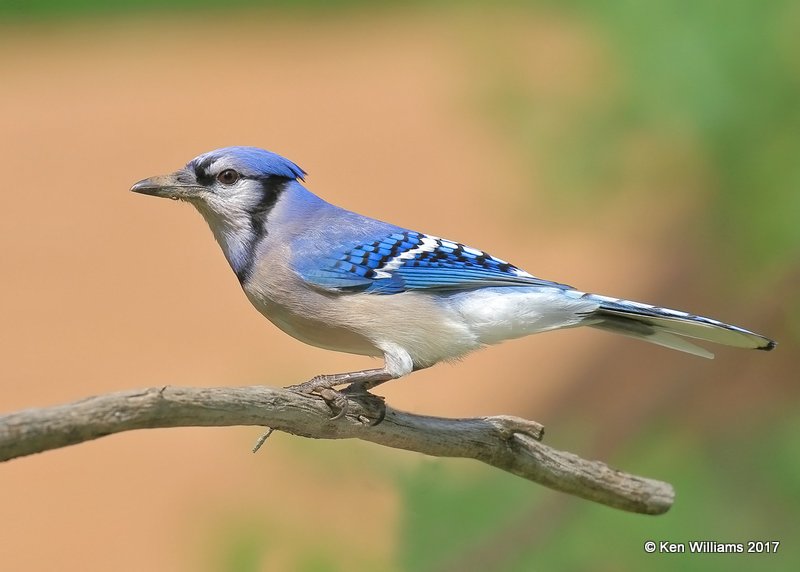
[342,382,387,426]
[316,387,350,421]
[287,371,389,425]
[287,374,351,420]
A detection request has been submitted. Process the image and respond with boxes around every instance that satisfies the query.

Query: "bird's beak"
[130,168,204,200]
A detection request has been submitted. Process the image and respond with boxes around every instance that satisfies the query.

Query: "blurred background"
[1,1,798,570]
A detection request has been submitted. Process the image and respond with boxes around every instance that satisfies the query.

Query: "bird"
[130,146,775,404]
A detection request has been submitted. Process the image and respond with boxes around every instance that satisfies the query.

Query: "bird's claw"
[343,383,387,426]
[318,388,349,420]
[287,381,386,425]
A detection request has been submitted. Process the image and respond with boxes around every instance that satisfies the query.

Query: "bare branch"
[0,386,673,514]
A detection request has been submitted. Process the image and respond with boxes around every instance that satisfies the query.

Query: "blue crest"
[189,146,306,180]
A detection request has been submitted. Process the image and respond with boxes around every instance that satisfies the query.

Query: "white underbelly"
[245,290,383,357]
[244,286,481,368]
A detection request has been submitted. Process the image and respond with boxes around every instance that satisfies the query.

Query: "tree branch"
[0,385,673,514]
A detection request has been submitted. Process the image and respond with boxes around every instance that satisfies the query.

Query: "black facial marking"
[192,157,216,186]
[249,176,289,234]
[236,176,291,283]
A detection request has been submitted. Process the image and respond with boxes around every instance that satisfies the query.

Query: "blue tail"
[579,293,776,358]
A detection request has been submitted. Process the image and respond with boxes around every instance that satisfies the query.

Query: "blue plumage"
[189,146,306,181]
[297,230,573,294]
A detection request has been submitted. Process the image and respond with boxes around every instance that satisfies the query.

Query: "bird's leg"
[287,368,393,422]
[289,368,393,393]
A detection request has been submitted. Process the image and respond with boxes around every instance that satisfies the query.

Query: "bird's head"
[131,146,308,278]
[130,146,306,225]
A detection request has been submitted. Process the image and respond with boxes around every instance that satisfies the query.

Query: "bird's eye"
[217,169,240,185]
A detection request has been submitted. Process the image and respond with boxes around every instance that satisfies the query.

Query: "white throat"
[192,200,258,278]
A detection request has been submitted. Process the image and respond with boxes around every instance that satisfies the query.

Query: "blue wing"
[296,230,572,294]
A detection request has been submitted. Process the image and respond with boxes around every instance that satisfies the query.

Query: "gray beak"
[130,168,203,200]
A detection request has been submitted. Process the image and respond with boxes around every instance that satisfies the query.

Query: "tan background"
[1,7,795,571]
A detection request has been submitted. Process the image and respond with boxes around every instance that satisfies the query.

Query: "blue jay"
[131,146,775,401]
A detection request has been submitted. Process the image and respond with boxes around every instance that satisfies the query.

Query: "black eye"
[217,169,240,185]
